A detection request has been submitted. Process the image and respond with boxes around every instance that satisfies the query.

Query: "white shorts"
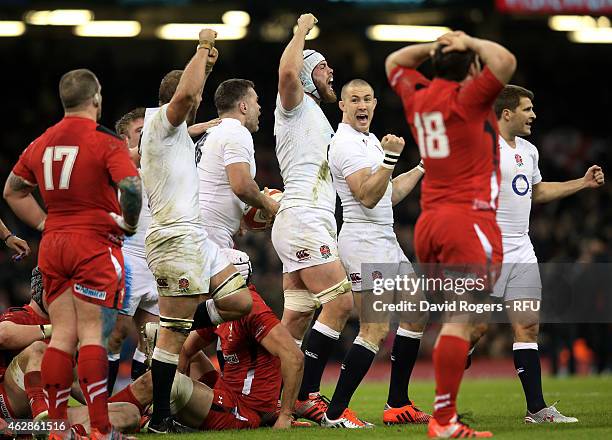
[122,252,159,316]
[271,207,339,273]
[339,222,413,292]
[146,227,229,296]
[493,235,541,300]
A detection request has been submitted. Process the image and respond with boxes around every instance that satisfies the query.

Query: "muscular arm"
[178,330,212,373]
[226,163,278,214]
[260,324,304,427]
[385,42,436,77]
[117,175,142,228]
[391,165,424,206]
[465,37,516,85]
[3,172,46,231]
[0,322,46,350]
[532,180,586,204]
[346,167,394,209]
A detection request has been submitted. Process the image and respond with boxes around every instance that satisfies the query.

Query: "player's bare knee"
[214,287,252,321]
[400,321,426,334]
[513,322,539,343]
[358,323,387,348]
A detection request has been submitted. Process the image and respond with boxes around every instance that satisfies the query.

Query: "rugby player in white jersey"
[197,78,279,249]
[139,30,252,433]
[271,13,354,424]
[106,108,158,394]
[493,85,604,423]
[324,79,430,428]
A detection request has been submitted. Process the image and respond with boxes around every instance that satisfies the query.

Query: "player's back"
[13,117,134,239]
[391,66,503,212]
[274,93,335,213]
[197,119,256,247]
[214,289,281,413]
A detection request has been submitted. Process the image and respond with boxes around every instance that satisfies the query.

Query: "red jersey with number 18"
[12,116,137,239]
[388,65,503,212]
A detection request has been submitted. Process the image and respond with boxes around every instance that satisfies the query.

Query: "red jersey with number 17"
[12,116,138,240]
[388,65,503,212]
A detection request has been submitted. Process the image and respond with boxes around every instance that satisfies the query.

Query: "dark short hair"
[431,45,476,82]
[115,107,145,137]
[159,70,183,105]
[494,85,535,119]
[214,79,255,114]
[59,68,99,110]
[340,78,374,100]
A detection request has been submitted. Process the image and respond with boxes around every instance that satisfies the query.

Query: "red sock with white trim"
[41,347,74,423]
[432,335,470,425]
[24,371,47,418]
[78,345,111,434]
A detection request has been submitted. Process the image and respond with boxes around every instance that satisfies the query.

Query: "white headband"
[300,50,326,100]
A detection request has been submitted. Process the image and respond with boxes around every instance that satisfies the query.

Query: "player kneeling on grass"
[111,250,305,431]
[324,79,429,428]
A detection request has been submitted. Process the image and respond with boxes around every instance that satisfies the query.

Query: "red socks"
[24,371,47,418]
[41,347,74,422]
[432,335,470,425]
[78,345,111,434]
[108,385,146,416]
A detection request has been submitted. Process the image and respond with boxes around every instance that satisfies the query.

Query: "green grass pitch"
[135,376,612,439]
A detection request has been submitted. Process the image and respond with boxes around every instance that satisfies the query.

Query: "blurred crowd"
[1,28,610,375]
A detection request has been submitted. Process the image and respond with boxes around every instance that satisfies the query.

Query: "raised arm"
[385,42,436,78]
[278,13,317,111]
[260,324,304,429]
[3,172,47,232]
[533,165,604,204]
[345,135,405,209]
[166,29,218,127]
[439,31,516,85]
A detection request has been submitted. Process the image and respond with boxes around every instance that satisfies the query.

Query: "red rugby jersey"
[12,116,137,239]
[197,289,281,414]
[388,65,503,212]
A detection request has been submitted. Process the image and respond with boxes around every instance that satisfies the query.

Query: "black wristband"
[2,233,14,243]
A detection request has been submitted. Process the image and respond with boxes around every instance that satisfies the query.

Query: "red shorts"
[415,208,503,288]
[201,385,261,431]
[38,232,125,309]
[0,381,16,419]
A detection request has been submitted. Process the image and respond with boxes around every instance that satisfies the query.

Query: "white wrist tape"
[416,160,425,173]
[382,150,401,170]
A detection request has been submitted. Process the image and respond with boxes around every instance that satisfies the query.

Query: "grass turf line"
[134,376,612,439]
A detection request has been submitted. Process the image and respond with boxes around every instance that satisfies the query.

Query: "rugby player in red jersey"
[110,264,304,431]
[386,31,516,437]
[3,69,141,439]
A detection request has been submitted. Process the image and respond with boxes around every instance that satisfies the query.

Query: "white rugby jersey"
[496,136,542,238]
[140,105,203,235]
[122,170,152,259]
[329,123,393,225]
[274,93,335,213]
[197,118,256,248]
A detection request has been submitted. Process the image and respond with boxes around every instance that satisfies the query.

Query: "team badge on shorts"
[156,278,169,289]
[349,272,362,284]
[320,245,331,259]
[372,271,383,280]
[515,154,523,167]
[296,249,311,261]
[178,278,190,292]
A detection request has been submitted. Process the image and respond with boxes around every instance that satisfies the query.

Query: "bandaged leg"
[160,315,194,335]
[315,278,351,304]
[283,289,320,313]
[211,272,246,301]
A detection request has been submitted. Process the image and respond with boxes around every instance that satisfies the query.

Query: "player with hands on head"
[3,68,141,440]
[325,79,428,428]
[139,28,252,434]
[386,30,516,437]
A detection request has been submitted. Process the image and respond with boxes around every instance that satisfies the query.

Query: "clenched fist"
[296,13,317,34]
[381,134,405,155]
[199,28,217,47]
[583,165,605,188]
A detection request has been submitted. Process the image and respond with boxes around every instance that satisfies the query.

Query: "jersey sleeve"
[330,138,371,179]
[387,66,430,102]
[105,138,139,184]
[11,143,37,185]
[457,66,504,112]
[532,147,543,185]
[275,93,305,119]
[223,129,254,166]
[245,296,280,344]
